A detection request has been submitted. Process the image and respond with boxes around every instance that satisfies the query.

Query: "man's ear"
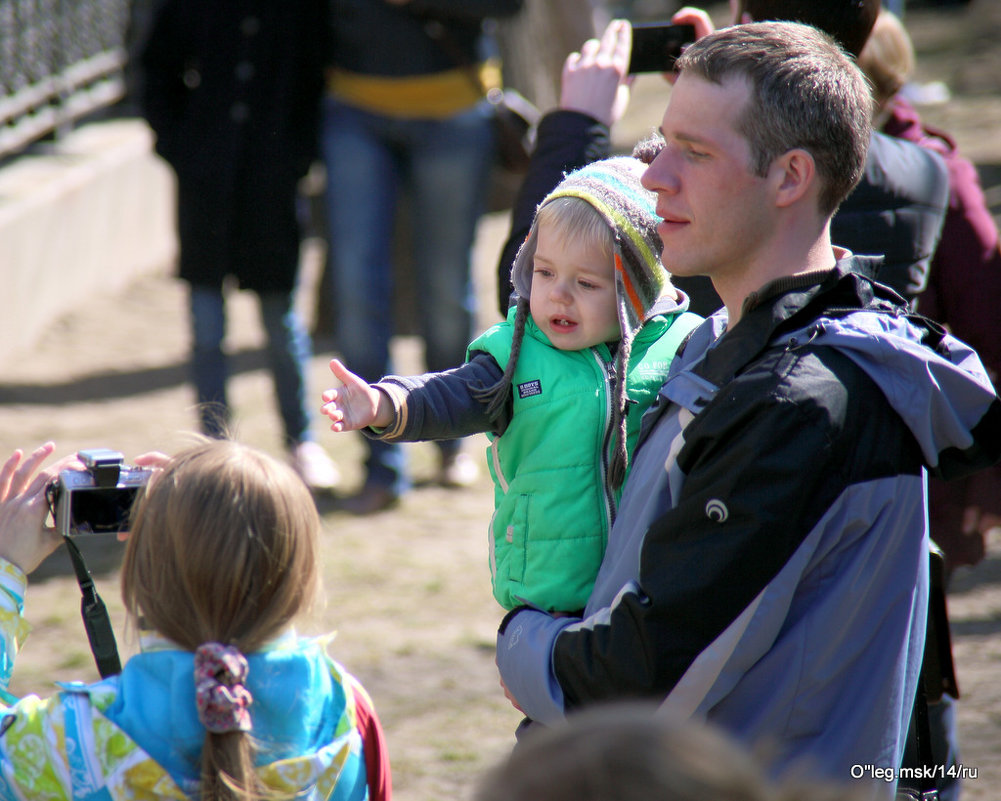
[771,148,816,208]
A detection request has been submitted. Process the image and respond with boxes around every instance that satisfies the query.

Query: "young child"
[322,157,701,613]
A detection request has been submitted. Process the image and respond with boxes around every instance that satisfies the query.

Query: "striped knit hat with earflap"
[476,155,671,490]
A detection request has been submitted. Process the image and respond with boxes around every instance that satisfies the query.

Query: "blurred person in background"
[476,702,872,801]
[139,1,340,493]
[859,6,1001,576]
[859,11,1001,798]
[322,0,523,515]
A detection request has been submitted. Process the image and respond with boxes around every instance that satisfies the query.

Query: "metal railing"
[0,0,154,159]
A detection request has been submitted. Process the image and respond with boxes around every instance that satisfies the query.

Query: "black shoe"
[338,484,400,515]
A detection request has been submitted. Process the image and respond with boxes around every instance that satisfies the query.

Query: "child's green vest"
[468,310,700,612]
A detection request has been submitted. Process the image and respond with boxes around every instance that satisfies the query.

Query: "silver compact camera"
[47,449,151,537]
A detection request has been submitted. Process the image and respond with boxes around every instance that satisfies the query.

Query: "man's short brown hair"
[675,21,873,216]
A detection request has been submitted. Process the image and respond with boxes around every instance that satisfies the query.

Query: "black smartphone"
[628,23,697,74]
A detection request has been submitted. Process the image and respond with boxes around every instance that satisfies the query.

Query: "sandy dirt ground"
[1,2,1000,799]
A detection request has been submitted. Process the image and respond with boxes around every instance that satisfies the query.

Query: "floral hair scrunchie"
[194,642,253,734]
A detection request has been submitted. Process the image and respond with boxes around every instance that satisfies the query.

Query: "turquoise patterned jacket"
[0,558,371,800]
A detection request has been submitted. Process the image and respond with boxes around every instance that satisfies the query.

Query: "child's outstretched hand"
[321,359,391,432]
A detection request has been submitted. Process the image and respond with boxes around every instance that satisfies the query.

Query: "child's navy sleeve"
[368,352,508,442]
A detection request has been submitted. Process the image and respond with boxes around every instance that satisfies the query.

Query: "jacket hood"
[776,309,998,476]
[79,633,368,798]
[669,259,999,480]
[766,262,1000,477]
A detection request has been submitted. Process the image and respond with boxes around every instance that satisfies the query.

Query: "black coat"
[831,130,949,303]
[140,0,326,292]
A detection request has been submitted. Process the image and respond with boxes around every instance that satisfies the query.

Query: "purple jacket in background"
[885,96,1001,570]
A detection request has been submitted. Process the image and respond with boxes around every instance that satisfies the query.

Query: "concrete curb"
[0,118,176,366]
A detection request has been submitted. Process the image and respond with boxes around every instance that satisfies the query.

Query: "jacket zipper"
[592,348,617,531]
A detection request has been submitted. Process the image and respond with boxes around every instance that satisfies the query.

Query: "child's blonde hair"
[122,438,320,801]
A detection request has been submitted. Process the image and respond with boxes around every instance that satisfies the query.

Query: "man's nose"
[641,149,680,195]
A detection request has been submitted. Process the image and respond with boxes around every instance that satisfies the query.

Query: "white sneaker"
[439,451,479,488]
[290,441,340,491]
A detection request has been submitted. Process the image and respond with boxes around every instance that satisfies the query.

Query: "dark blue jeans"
[321,96,494,490]
[190,285,314,446]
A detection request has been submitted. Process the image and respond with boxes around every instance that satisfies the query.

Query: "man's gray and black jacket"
[495,256,1000,790]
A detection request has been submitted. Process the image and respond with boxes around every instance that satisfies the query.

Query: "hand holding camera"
[0,445,163,575]
[46,449,153,538]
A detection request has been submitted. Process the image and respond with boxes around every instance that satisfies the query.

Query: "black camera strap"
[63,536,122,678]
